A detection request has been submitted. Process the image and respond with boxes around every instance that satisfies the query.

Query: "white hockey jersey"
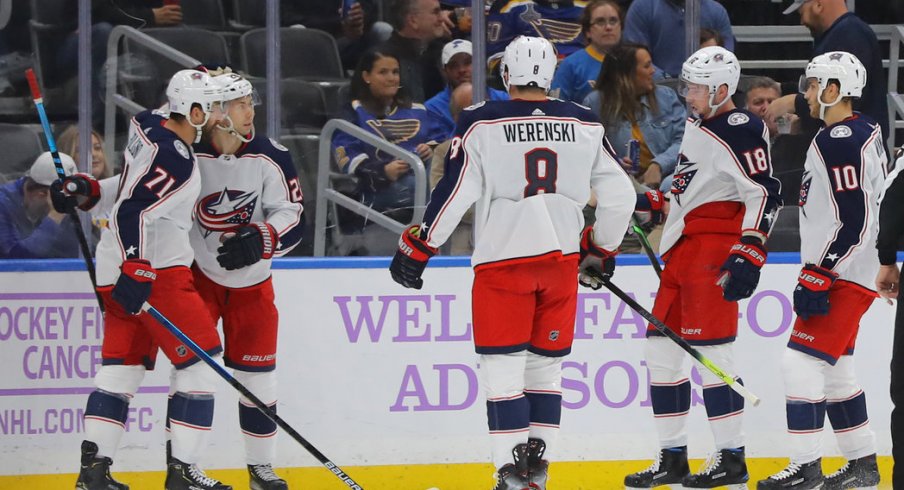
[191,136,304,288]
[95,110,201,285]
[421,98,635,268]
[799,113,886,289]
[660,109,783,254]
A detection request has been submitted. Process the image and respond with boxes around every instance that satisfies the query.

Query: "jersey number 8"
[524,148,558,197]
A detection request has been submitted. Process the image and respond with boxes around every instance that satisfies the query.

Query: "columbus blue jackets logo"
[799,174,812,207]
[196,188,259,237]
[669,155,697,205]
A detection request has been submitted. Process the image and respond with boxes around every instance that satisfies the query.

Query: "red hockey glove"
[717,235,767,301]
[635,190,667,226]
[50,173,101,213]
[216,222,277,270]
[390,225,437,290]
[793,264,838,320]
[112,259,156,315]
[579,226,617,290]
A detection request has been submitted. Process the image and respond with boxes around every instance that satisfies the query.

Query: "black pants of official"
[892,266,904,489]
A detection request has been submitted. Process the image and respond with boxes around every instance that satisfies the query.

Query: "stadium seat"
[0,123,45,177]
[250,78,328,134]
[182,0,228,31]
[28,0,78,117]
[230,0,266,30]
[240,28,344,80]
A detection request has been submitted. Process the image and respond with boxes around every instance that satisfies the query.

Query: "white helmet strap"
[817,82,842,121]
[706,85,730,118]
[188,110,211,144]
[217,114,255,143]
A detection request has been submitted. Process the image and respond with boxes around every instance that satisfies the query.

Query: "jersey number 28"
[524,148,558,197]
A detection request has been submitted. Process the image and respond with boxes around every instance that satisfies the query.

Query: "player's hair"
[593,43,659,130]
[699,28,724,47]
[388,0,420,31]
[350,50,412,114]
[745,76,781,96]
[580,0,624,37]
[56,125,113,178]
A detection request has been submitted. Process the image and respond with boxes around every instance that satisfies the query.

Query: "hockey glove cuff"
[717,235,767,301]
[216,222,277,271]
[112,259,156,315]
[793,264,838,320]
[390,225,437,290]
[50,173,100,213]
[579,226,617,290]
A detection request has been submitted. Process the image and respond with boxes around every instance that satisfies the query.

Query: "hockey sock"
[83,389,130,459]
[525,391,560,454]
[827,390,875,459]
[651,379,691,448]
[168,391,215,464]
[487,394,530,469]
[786,397,826,463]
[239,400,278,465]
[703,380,745,449]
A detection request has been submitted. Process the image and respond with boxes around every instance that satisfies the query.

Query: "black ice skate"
[824,454,880,490]
[249,464,288,490]
[76,440,130,490]
[757,459,824,489]
[682,447,749,489]
[165,457,232,490]
[624,446,690,489]
[492,443,531,490]
[526,438,548,490]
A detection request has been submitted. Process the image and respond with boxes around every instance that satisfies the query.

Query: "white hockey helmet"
[166,69,225,142]
[799,51,866,120]
[500,36,557,91]
[213,72,260,143]
[679,46,740,117]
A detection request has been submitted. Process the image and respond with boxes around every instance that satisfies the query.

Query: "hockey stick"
[631,213,663,278]
[25,69,104,313]
[141,302,366,490]
[601,279,761,406]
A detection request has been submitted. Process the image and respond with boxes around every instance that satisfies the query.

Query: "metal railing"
[313,119,428,256]
[888,25,904,151]
[101,25,201,161]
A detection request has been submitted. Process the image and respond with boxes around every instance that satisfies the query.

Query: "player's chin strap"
[189,111,211,144]
[817,86,843,121]
[217,115,254,143]
[705,89,731,119]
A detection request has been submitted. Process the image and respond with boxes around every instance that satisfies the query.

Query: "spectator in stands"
[583,42,686,192]
[0,152,80,259]
[485,0,587,60]
[332,49,445,254]
[623,0,735,78]
[429,81,474,254]
[766,0,888,141]
[56,125,114,179]
[550,0,623,103]
[699,27,724,48]
[425,39,508,137]
[380,0,452,103]
[745,76,784,138]
[282,0,391,72]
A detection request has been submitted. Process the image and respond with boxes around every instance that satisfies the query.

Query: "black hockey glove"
[793,264,838,320]
[217,222,277,270]
[578,226,617,290]
[353,158,392,191]
[390,225,437,290]
[112,259,156,315]
[50,173,101,213]
[717,235,767,301]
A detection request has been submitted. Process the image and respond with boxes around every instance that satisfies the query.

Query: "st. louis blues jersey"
[95,110,202,285]
[332,100,445,174]
[799,114,886,289]
[420,98,635,268]
[660,109,783,254]
[487,0,586,58]
[192,136,304,288]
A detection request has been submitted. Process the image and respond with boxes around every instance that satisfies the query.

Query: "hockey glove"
[112,259,157,315]
[635,190,667,226]
[717,235,767,301]
[578,226,617,290]
[390,225,437,290]
[793,264,838,320]
[216,222,277,270]
[50,174,100,213]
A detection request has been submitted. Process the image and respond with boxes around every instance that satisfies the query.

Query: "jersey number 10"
[524,148,558,197]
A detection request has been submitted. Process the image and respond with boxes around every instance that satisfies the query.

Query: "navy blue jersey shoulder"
[456,99,601,137]
[813,114,879,167]
[701,108,767,154]
[134,110,194,182]
[238,136,297,174]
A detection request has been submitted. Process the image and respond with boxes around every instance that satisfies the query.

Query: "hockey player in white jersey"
[389,36,635,490]
[757,52,884,490]
[74,70,232,490]
[625,46,783,490]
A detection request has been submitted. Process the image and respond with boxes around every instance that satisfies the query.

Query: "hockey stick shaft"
[631,213,662,278]
[25,69,104,313]
[602,280,761,406]
[141,302,366,489]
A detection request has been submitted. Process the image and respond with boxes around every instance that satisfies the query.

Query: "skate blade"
[625,485,683,490]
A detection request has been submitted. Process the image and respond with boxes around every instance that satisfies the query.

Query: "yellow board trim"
[3,457,893,489]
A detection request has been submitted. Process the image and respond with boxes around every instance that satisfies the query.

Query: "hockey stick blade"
[602,280,761,407]
[142,302,367,489]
